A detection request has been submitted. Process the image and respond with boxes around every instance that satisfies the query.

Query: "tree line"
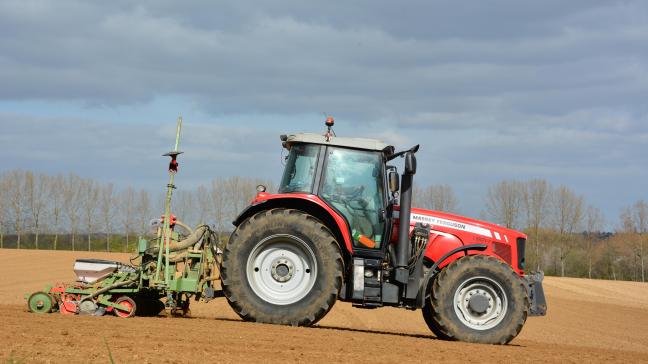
[413,181,646,282]
[1,169,645,282]
[0,170,271,252]
[480,180,645,282]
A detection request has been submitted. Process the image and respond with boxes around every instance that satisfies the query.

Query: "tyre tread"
[423,255,529,344]
[221,208,343,326]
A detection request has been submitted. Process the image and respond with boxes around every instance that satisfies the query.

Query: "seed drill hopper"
[26,117,222,318]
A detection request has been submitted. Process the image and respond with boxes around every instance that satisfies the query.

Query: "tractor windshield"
[320,148,385,249]
[279,143,320,194]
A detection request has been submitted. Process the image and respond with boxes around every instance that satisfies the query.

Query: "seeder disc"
[28,292,54,314]
[114,296,137,318]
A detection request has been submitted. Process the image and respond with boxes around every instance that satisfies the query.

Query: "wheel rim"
[28,292,53,313]
[246,234,317,305]
[115,297,135,318]
[453,276,508,330]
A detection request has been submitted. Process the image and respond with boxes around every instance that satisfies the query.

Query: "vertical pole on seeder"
[155,116,183,286]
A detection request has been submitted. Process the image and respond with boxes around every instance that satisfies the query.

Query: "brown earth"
[1,248,648,363]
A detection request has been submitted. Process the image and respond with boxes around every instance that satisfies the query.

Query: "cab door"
[319,147,387,250]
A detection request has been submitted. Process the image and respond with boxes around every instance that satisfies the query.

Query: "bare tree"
[605,242,618,280]
[522,179,550,271]
[550,185,584,277]
[195,185,212,225]
[0,175,7,248]
[416,184,458,213]
[619,206,636,279]
[224,176,254,219]
[585,205,604,279]
[62,174,83,250]
[100,183,115,251]
[81,179,100,251]
[636,201,647,282]
[485,180,524,229]
[621,201,647,282]
[26,171,47,249]
[6,170,27,248]
[135,189,152,237]
[210,178,228,241]
[207,176,272,241]
[48,175,64,250]
[173,190,195,226]
[118,187,136,251]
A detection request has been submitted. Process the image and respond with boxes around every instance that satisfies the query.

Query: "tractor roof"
[281,133,393,153]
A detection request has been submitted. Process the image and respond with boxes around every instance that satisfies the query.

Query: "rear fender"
[232,195,353,261]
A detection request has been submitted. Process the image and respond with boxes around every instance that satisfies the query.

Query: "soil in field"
[1,249,648,363]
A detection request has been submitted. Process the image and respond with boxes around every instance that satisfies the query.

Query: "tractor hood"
[393,206,527,274]
[394,205,527,243]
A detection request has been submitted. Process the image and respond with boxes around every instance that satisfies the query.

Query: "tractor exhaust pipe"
[395,148,418,284]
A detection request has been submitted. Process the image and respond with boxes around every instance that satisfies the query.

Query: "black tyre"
[221,209,343,326]
[422,291,451,340]
[134,297,165,317]
[423,255,529,344]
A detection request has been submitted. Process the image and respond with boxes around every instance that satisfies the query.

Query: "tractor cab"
[278,128,422,307]
[279,132,401,255]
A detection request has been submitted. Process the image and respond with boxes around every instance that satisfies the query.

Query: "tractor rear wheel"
[423,255,528,344]
[221,209,343,326]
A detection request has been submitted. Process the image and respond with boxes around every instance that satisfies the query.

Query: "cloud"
[1,0,647,224]
[1,1,647,119]
[0,113,282,190]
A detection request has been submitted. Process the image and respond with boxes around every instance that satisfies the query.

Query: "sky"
[1,0,646,227]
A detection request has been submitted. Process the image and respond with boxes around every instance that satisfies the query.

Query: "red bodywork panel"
[392,206,526,275]
[247,192,526,276]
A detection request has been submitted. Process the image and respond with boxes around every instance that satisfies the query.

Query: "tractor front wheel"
[423,255,529,344]
[221,209,343,326]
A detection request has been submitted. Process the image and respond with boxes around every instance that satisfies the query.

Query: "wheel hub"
[467,293,490,314]
[453,277,508,330]
[271,258,294,282]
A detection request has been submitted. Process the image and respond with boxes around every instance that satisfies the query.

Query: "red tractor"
[221,119,546,344]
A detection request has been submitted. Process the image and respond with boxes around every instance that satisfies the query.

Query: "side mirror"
[404,153,417,175]
[389,171,399,193]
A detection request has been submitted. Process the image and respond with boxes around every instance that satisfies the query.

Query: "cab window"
[279,144,320,194]
[320,148,385,249]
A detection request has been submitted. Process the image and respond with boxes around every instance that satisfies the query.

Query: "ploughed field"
[1,249,648,363]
